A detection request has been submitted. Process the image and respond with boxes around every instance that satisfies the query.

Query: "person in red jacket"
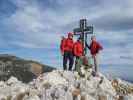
[60,32,74,70]
[73,37,84,72]
[86,36,103,76]
[73,37,83,57]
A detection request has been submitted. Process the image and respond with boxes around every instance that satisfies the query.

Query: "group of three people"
[60,32,103,75]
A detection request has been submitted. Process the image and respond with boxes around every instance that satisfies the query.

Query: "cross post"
[73,19,93,55]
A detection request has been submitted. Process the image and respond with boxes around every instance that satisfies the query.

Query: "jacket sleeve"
[73,44,77,56]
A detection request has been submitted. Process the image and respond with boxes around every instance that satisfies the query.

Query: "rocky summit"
[0,69,132,100]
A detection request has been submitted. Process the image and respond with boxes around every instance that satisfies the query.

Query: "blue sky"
[0,0,133,81]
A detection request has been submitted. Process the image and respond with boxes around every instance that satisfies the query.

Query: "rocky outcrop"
[0,69,132,100]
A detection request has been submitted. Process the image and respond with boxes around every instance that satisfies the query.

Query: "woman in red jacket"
[73,37,84,72]
[86,36,103,76]
[60,33,74,70]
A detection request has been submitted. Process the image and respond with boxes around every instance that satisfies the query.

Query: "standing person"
[86,36,103,76]
[60,32,74,70]
[73,37,84,73]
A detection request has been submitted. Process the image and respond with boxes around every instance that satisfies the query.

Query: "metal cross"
[73,19,93,55]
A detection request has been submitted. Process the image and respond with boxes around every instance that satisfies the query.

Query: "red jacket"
[60,38,74,53]
[73,41,83,57]
[89,41,103,55]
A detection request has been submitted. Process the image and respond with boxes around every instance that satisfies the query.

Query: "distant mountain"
[0,54,55,83]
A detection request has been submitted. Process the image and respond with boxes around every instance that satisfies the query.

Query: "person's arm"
[73,44,78,57]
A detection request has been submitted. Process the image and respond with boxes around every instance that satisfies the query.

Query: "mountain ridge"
[0,54,55,83]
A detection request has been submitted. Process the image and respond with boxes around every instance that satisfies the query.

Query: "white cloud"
[3,2,63,48]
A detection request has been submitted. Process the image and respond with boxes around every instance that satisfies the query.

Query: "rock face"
[0,70,132,100]
[0,54,55,83]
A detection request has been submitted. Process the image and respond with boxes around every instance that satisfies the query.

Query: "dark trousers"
[63,51,74,70]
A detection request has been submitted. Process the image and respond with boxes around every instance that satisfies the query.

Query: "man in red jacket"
[86,36,103,76]
[60,33,74,70]
[73,37,84,72]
